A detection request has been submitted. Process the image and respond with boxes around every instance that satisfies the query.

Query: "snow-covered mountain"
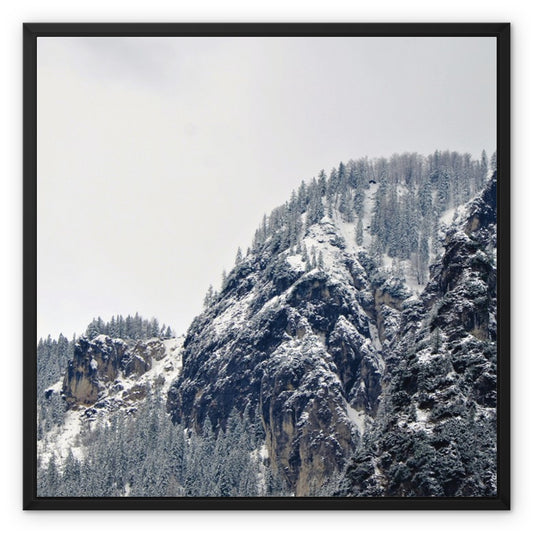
[167,154,496,495]
[37,151,497,497]
[38,335,183,467]
[337,174,497,497]
[168,216,392,494]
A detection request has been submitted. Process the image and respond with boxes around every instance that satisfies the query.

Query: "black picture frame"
[23,22,511,511]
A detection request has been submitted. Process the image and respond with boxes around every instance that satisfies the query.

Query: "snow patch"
[416,407,430,423]
[212,291,256,336]
[38,335,185,469]
[346,404,366,436]
[126,336,184,395]
[38,409,84,467]
[417,348,440,364]
[286,253,305,271]
[367,322,382,351]
[46,379,63,395]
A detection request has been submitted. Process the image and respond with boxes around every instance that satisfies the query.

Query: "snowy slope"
[38,336,184,467]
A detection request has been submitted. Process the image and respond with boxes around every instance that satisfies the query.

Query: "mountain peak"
[37,151,497,498]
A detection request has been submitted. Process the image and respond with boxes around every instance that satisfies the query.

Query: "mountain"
[167,153,496,495]
[38,334,183,468]
[168,219,383,494]
[336,174,497,497]
[36,151,497,497]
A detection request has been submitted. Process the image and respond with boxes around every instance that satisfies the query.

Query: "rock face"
[338,175,497,497]
[37,333,183,475]
[41,153,496,498]
[63,335,183,411]
[167,219,411,494]
[168,173,497,497]
[63,335,129,407]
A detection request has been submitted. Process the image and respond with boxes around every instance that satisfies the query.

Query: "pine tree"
[317,250,325,270]
[435,170,450,213]
[302,243,309,263]
[109,315,118,337]
[42,455,60,496]
[356,217,364,246]
[86,319,99,340]
[317,169,327,195]
[117,315,125,337]
[203,284,215,308]
[480,149,488,184]
[339,186,353,222]
[432,327,442,354]
[125,314,133,338]
[370,177,387,245]
[297,180,308,213]
[417,178,431,217]
[311,247,317,269]
[490,151,497,174]
[326,167,337,207]
[431,216,440,254]
[150,317,160,338]
[416,222,430,284]
[235,247,243,265]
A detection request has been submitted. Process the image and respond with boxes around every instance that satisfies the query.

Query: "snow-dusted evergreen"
[37,150,497,497]
[38,324,287,497]
[84,313,173,341]
[336,174,497,497]
[38,394,286,497]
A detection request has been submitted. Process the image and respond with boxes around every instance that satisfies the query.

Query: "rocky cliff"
[62,334,183,413]
[38,153,496,498]
[166,218,414,494]
[167,172,497,496]
[337,174,497,497]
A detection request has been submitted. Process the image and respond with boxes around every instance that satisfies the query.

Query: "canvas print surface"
[36,35,498,498]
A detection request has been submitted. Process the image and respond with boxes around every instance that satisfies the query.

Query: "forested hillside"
[37,150,497,497]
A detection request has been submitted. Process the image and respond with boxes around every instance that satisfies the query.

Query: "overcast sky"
[37,36,496,340]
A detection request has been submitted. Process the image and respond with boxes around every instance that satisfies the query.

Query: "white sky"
[37,36,496,340]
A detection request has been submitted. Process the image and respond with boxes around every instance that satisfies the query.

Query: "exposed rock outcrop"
[168,173,497,497]
[39,152,496,498]
[167,222,402,494]
[63,335,130,407]
[338,174,497,497]
[63,335,182,411]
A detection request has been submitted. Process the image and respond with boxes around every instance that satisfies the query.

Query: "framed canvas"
[23,23,510,510]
